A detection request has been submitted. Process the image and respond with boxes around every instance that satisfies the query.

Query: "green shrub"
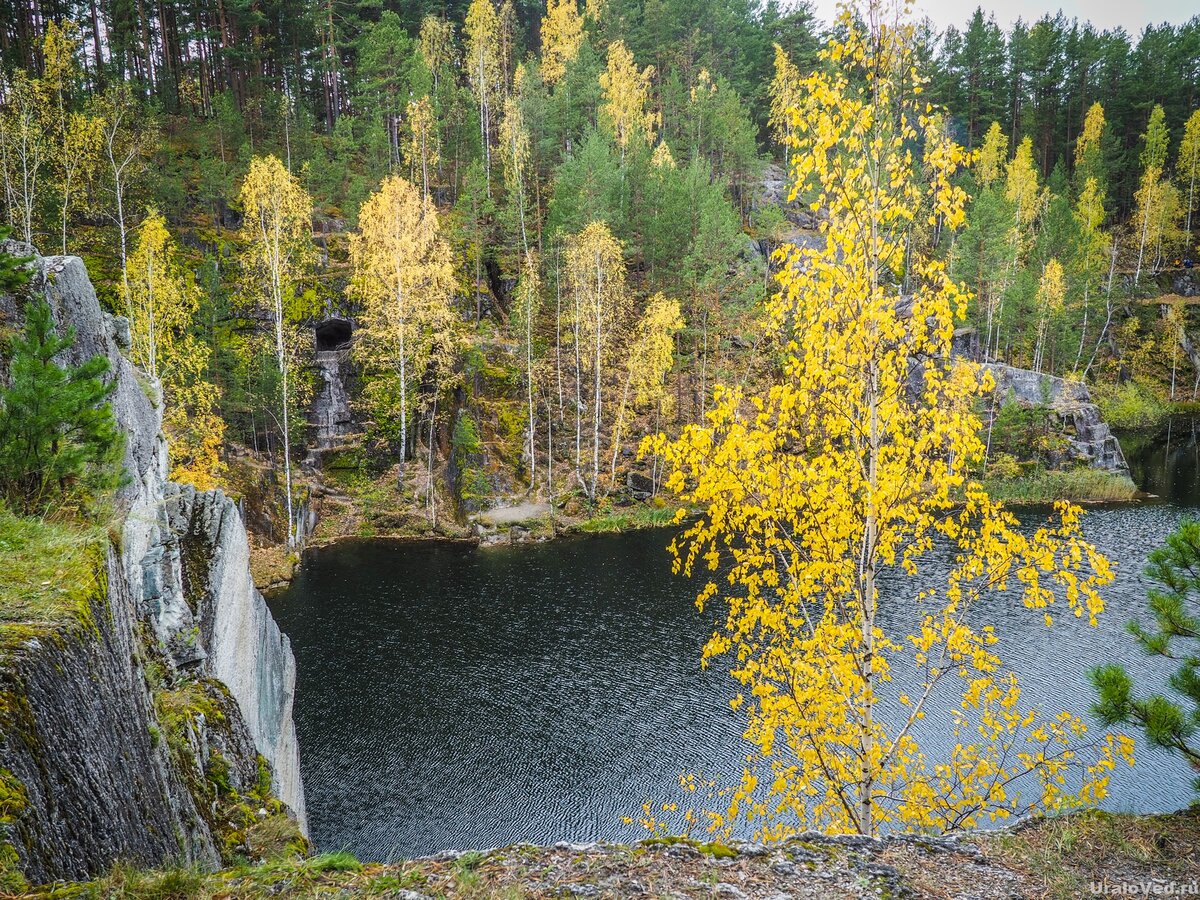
[1092,381,1170,430]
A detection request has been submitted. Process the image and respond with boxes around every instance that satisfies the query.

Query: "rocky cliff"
[983,363,1130,474]
[0,243,305,885]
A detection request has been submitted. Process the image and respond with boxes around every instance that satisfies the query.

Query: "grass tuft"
[982,467,1139,504]
[576,504,678,534]
[0,508,105,635]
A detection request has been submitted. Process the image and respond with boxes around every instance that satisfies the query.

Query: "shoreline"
[251,469,1146,594]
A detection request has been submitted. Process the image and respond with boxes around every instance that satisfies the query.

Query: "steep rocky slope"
[0,242,305,885]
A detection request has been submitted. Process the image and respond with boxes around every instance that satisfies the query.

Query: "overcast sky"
[804,0,1198,36]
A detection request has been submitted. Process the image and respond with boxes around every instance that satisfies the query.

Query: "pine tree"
[0,297,124,516]
[1092,520,1200,790]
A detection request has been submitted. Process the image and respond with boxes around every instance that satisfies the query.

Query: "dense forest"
[1,0,1199,542]
[6,0,1200,879]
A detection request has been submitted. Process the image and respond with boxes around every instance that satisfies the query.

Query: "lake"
[269,430,1200,859]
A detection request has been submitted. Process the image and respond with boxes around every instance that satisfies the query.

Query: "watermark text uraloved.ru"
[1090,882,1200,896]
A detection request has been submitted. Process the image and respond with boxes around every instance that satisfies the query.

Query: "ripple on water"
[269,434,1200,860]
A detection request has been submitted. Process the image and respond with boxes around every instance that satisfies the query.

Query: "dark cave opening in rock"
[315,317,353,352]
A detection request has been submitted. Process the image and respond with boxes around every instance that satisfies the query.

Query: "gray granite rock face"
[0,245,306,880]
[308,347,354,454]
[982,363,1129,474]
[0,550,222,885]
[162,484,306,827]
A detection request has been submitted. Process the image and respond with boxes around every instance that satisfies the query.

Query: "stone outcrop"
[0,548,222,885]
[0,242,305,883]
[161,484,305,824]
[307,317,355,460]
[983,363,1129,474]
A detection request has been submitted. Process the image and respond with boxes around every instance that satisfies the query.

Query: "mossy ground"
[23,809,1200,898]
[0,510,106,646]
[151,676,307,865]
[981,808,1200,900]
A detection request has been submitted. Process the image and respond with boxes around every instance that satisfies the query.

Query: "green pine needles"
[1091,521,1200,792]
[0,294,126,517]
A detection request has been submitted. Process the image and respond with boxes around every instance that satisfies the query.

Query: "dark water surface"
[270,437,1200,860]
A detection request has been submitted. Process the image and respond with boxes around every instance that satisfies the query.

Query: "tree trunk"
[272,264,296,549]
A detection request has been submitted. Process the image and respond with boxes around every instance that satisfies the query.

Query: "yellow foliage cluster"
[350,175,456,459]
[540,0,585,85]
[238,155,316,546]
[599,41,659,155]
[645,7,1130,839]
[768,44,803,163]
[126,209,225,489]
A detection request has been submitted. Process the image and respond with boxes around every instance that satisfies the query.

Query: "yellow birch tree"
[768,44,803,167]
[1075,102,1106,189]
[57,111,102,256]
[1074,176,1110,373]
[610,293,683,478]
[407,96,439,202]
[127,209,196,381]
[993,136,1043,358]
[42,20,97,256]
[513,257,541,488]
[645,7,1129,840]
[1133,105,1170,286]
[162,338,226,490]
[541,0,585,85]
[465,0,501,190]
[349,175,455,477]
[977,121,1006,189]
[565,221,630,499]
[127,209,224,488]
[0,71,51,245]
[1032,257,1065,373]
[238,155,315,548]
[651,141,676,169]
[599,40,658,160]
[419,16,456,93]
[1180,109,1200,243]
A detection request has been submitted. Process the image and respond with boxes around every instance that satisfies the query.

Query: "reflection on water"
[1122,420,1200,507]
[269,430,1200,860]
